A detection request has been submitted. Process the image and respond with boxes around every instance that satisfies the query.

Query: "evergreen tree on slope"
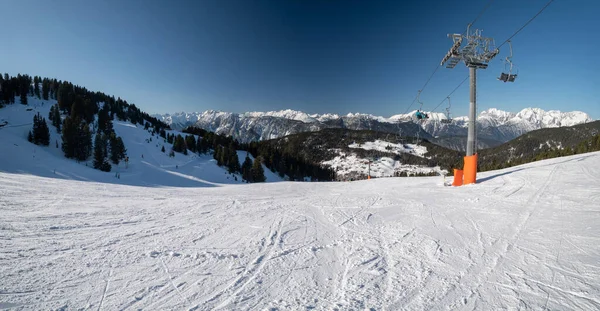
[30,113,50,146]
[93,132,111,172]
[251,156,266,182]
[242,153,253,182]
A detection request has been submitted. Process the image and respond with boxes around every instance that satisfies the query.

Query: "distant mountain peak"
[242,109,317,122]
[154,107,593,146]
[513,107,592,127]
[479,108,515,120]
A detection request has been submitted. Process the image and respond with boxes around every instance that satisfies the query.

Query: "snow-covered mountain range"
[154,108,593,146]
[418,108,593,144]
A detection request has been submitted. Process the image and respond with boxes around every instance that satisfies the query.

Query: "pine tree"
[61,116,77,158]
[251,157,266,182]
[214,145,222,165]
[227,143,240,173]
[109,134,127,164]
[563,146,573,156]
[196,136,203,154]
[31,114,39,142]
[576,141,588,154]
[18,74,30,105]
[62,116,92,161]
[97,105,110,134]
[20,92,27,105]
[48,105,62,133]
[38,116,50,145]
[42,79,49,100]
[228,151,240,174]
[27,130,33,142]
[172,135,180,151]
[48,104,54,120]
[70,98,85,120]
[161,145,166,153]
[94,132,110,171]
[0,74,3,106]
[34,77,40,99]
[242,154,253,182]
[57,83,69,111]
[221,145,229,166]
[172,134,186,153]
[53,105,61,133]
[185,135,197,153]
[30,113,50,146]
[104,115,113,136]
[76,121,93,161]
[199,135,211,154]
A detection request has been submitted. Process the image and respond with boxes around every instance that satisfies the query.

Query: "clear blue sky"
[2,0,599,119]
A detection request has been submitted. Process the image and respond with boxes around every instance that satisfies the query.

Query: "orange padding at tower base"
[463,153,478,185]
[452,169,463,186]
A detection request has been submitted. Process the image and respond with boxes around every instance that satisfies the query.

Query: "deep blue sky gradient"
[2,0,599,119]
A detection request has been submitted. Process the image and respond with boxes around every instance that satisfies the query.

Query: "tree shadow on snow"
[477,168,526,183]
[0,166,222,188]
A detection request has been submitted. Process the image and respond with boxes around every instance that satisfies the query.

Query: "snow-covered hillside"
[0,97,283,187]
[2,132,600,310]
[323,140,445,179]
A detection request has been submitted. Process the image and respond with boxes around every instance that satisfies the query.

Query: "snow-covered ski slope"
[1,146,599,310]
[0,97,282,187]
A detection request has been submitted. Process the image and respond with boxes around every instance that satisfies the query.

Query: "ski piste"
[2,98,599,309]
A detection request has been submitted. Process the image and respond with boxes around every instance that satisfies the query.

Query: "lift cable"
[429,75,469,113]
[497,0,555,49]
[467,0,496,30]
[401,65,440,115]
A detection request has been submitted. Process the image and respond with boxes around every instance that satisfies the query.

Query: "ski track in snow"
[1,102,599,310]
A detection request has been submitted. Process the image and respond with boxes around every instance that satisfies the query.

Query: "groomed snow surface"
[1,99,599,310]
[2,153,600,309]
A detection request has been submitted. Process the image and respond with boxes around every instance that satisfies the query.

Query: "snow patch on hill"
[349,140,428,157]
[324,140,444,179]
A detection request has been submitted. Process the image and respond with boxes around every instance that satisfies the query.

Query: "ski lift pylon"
[441,96,452,124]
[498,40,518,82]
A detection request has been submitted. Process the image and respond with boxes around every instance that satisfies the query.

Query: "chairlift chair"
[440,96,453,124]
[498,40,518,83]
[416,110,429,120]
[413,90,429,145]
[414,90,429,121]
